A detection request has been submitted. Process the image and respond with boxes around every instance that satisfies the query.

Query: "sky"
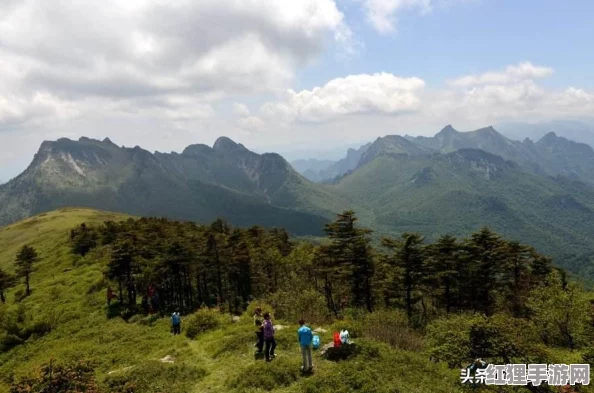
[1,0,593,181]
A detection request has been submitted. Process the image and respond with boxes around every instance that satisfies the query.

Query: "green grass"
[0,208,469,393]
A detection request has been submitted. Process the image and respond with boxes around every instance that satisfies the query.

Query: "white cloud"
[448,62,554,87]
[361,0,477,34]
[0,0,351,130]
[362,0,431,33]
[233,103,251,117]
[427,63,591,125]
[246,63,594,150]
[238,116,265,131]
[261,73,425,123]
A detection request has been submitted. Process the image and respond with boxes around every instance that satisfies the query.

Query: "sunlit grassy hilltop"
[0,208,465,393]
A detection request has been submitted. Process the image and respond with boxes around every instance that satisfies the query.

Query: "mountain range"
[497,120,594,148]
[0,136,353,235]
[294,124,594,185]
[3,125,594,278]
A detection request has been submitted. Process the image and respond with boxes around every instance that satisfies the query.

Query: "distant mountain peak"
[213,136,247,152]
[182,143,213,156]
[436,125,459,136]
[541,131,558,140]
[102,137,117,146]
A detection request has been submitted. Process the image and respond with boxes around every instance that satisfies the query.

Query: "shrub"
[226,357,300,391]
[208,329,255,358]
[105,361,207,393]
[362,310,424,351]
[426,314,483,367]
[185,308,222,339]
[245,300,274,319]
[329,318,363,339]
[0,333,24,352]
[427,313,546,368]
[265,289,330,325]
[10,360,100,393]
[582,346,594,367]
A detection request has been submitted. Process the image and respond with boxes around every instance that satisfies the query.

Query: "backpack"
[340,330,350,344]
[312,335,320,349]
[333,331,342,348]
[172,313,180,325]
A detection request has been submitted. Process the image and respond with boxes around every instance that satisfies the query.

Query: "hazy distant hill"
[497,120,594,148]
[290,158,336,182]
[294,124,594,186]
[292,143,371,182]
[406,125,594,185]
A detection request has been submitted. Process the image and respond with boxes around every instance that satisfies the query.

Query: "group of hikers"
[106,288,321,372]
[253,307,316,372]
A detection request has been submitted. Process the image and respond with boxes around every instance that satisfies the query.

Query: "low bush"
[105,361,207,393]
[226,357,300,391]
[208,329,255,358]
[185,308,223,339]
[0,333,24,352]
[265,289,330,325]
[10,360,100,393]
[362,310,424,351]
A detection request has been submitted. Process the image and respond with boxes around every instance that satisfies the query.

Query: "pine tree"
[106,238,138,305]
[464,227,506,316]
[15,245,38,297]
[382,233,425,324]
[424,235,462,313]
[320,211,375,313]
[500,241,533,317]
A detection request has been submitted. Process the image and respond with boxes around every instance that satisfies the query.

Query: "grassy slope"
[0,208,462,393]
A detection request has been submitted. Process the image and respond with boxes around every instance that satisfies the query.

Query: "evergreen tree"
[464,227,506,316]
[382,233,425,324]
[70,223,98,256]
[500,241,533,317]
[106,237,138,305]
[320,211,375,313]
[424,235,462,313]
[15,245,38,296]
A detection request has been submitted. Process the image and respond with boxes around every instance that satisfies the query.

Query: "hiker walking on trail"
[263,312,276,362]
[106,287,114,306]
[171,310,181,335]
[253,307,264,353]
[297,319,313,372]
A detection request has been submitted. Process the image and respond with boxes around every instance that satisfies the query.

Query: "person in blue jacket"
[171,310,181,335]
[297,319,313,372]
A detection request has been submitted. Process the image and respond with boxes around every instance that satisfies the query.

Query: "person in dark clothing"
[106,287,114,306]
[263,312,276,361]
[253,307,264,353]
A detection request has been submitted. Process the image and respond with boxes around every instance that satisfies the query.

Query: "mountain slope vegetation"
[333,149,594,278]
[1,208,593,393]
[5,128,594,279]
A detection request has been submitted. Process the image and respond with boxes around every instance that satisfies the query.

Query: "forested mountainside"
[1,208,593,392]
[4,130,594,280]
